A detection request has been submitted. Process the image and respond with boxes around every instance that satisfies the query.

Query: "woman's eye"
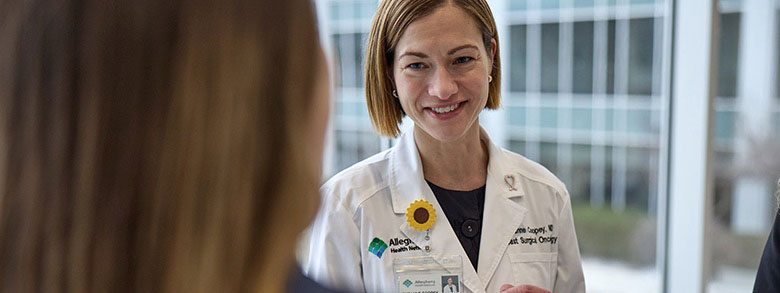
[406,63,425,70]
[455,56,474,64]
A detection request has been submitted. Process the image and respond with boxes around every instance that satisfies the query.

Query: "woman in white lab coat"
[302,0,585,292]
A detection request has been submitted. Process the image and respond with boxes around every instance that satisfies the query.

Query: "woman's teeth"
[431,103,460,114]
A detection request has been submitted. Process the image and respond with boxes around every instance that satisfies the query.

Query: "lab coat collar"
[389,126,527,292]
[389,127,525,213]
[477,126,528,286]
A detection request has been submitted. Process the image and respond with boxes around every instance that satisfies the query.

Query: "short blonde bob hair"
[365,0,501,137]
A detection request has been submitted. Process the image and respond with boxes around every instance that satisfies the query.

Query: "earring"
[392,90,398,98]
[488,75,493,83]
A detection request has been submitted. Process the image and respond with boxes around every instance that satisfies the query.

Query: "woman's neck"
[415,123,488,191]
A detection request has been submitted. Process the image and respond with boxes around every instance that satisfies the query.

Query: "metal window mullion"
[611,0,631,212]
[526,0,543,161]
[731,0,780,236]
[648,1,666,218]
[665,0,718,291]
[342,33,359,164]
[558,0,575,187]
[590,0,610,207]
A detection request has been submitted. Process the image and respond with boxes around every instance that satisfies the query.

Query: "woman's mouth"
[431,102,461,114]
[425,101,466,120]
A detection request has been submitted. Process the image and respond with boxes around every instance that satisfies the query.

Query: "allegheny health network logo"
[368,237,388,259]
[403,279,413,288]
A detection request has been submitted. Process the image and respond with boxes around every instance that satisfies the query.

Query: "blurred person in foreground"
[0,0,335,292]
[754,179,780,292]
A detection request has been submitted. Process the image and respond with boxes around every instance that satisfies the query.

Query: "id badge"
[393,255,463,293]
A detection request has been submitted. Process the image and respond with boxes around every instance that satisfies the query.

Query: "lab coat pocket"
[508,252,557,291]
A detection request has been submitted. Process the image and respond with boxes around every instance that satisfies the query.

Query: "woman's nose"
[427,67,457,100]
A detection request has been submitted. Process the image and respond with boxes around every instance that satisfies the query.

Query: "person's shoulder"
[320,149,393,212]
[499,148,569,198]
[286,267,349,293]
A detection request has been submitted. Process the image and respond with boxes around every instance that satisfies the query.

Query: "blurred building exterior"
[316,0,779,291]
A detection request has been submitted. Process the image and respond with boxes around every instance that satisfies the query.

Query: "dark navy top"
[755,210,780,292]
[427,181,486,271]
[287,267,346,293]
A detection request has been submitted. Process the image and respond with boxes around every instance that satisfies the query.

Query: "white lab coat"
[302,127,585,293]
[443,284,459,293]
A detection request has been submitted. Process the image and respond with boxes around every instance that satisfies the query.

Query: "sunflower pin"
[406,199,436,231]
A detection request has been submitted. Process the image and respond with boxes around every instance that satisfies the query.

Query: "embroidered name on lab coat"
[508,224,558,246]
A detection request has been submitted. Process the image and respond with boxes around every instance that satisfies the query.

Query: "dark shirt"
[755,210,780,292]
[427,181,486,271]
[287,267,346,293]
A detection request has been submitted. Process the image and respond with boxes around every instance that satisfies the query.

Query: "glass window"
[508,106,526,126]
[329,3,339,21]
[571,144,593,203]
[355,33,367,88]
[357,1,375,20]
[541,23,560,93]
[625,147,654,211]
[542,0,560,10]
[332,34,347,87]
[574,0,596,8]
[358,131,381,159]
[335,2,354,21]
[509,0,527,11]
[510,25,528,92]
[628,18,655,96]
[336,130,357,170]
[630,0,658,4]
[607,20,617,95]
[540,142,558,174]
[508,139,527,156]
[332,33,366,88]
[604,146,614,204]
[541,107,558,128]
[335,100,344,116]
[708,7,778,292]
[712,151,735,226]
[573,21,595,94]
[344,34,357,87]
[572,108,592,130]
[335,129,382,172]
[718,13,741,97]
[714,110,736,140]
[775,112,780,137]
[627,109,651,133]
[336,100,357,116]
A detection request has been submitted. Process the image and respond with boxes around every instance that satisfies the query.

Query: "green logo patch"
[368,237,388,259]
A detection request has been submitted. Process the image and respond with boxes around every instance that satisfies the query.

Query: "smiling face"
[392,3,495,143]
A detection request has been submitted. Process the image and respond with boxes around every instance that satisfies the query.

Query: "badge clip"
[406,200,436,231]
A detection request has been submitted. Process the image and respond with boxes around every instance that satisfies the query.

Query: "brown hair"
[365,0,501,137]
[0,0,321,292]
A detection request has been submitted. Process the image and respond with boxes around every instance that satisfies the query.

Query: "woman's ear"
[385,69,396,97]
[489,37,497,68]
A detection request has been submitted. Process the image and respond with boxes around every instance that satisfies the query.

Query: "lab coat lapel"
[390,129,485,293]
[476,128,527,288]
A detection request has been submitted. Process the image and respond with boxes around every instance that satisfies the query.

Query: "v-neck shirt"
[426,180,486,271]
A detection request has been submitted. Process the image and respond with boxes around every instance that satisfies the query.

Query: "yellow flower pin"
[406,200,436,231]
